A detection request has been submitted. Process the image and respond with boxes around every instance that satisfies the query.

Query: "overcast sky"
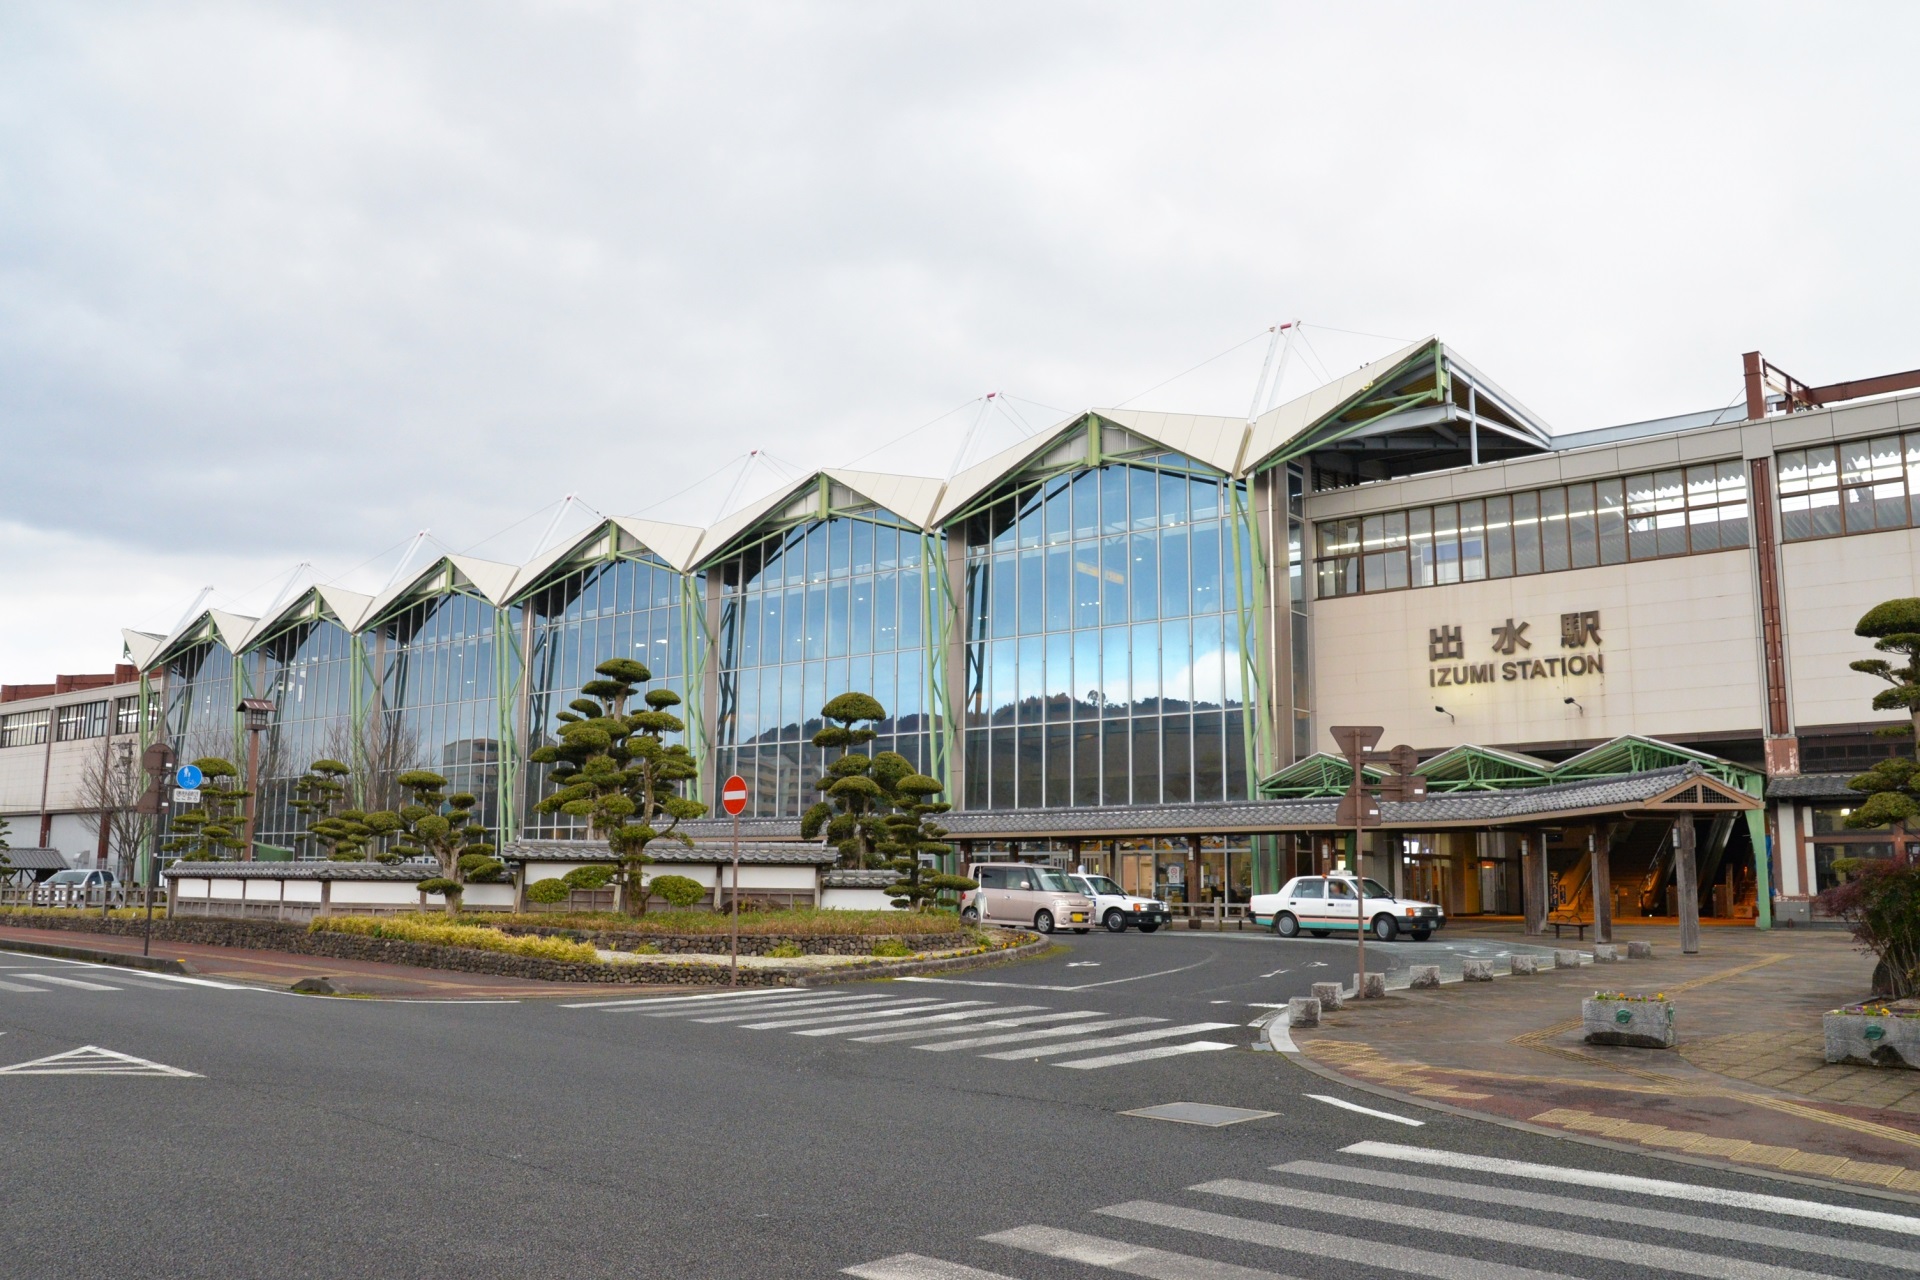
[3,2,1916,680]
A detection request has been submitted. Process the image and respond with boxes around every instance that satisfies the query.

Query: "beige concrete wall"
[1779,526,1920,732]
[1310,548,1764,751]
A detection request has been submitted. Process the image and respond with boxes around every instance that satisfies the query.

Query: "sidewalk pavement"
[0,924,673,999]
[1286,920,1920,1198]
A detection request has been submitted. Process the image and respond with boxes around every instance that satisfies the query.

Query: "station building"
[50,338,1919,929]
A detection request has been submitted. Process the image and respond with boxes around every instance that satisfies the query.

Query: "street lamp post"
[239,698,276,861]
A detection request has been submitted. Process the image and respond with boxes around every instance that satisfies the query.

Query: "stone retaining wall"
[484,922,972,956]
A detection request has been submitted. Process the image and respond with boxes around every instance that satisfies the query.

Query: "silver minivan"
[960,864,1094,935]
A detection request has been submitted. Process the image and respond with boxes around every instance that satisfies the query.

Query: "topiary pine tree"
[867,754,975,911]
[530,657,707,915]
[800,692,890,870]
[382,769,502,915]
[1846,599,1920,831]
[161,757,249,861]
[289,759,370,860]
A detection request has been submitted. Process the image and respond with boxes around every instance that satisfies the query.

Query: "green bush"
[310,914,600,964]
[649,874,706,909]
[526,878,572,905]
[1818,855,1920,998]
[562,865,614,891]
[459,853,507,883]
[446,906,959,937]
[767,941,805,958]
[417,877,463,899]
[870,938,914,958]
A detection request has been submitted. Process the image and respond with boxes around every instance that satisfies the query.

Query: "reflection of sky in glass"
[252,616,362,854]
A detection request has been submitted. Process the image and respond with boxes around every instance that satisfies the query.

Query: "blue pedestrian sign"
[175,764,204,790]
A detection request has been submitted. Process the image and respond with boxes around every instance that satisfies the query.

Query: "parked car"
[959,864,1095,934]
[1064,873,1171,934]
[1250,874,1445,941]
[33,868,116,903]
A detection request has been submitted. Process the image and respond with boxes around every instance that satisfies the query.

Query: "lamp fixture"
[1564,696,1585,715]
[1433,705,1454,723]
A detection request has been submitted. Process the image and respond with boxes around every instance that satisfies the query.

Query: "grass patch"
[460,907,961,938]
[0,906,151,922]
[311,914,600,964]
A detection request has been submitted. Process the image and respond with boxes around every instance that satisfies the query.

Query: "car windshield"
[1034,870,1073,892]
[46,871,85,885]
[1336,877,1393,899]
[1080,876,1122,896]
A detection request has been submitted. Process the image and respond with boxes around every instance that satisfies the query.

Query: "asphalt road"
[1,930,1914,1280]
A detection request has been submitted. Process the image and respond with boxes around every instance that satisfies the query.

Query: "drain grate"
[1122,1101,1277,1127]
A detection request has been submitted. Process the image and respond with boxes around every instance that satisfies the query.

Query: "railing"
[0,886,169,912]
[1169,902,1255,930]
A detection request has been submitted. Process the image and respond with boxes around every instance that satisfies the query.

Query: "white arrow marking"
[0,1045,200,1077]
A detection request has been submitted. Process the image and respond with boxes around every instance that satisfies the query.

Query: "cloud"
[2,2,1917,677]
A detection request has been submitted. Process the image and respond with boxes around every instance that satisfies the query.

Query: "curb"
[795,932,1049,986]
[1273,1036,1920,1208]
[0,938,194,976]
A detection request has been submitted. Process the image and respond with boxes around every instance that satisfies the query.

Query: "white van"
[959,864,1094,935]
[1065,873,1171,934]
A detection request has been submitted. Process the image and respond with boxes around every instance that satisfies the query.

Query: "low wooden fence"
[0,886,169,912]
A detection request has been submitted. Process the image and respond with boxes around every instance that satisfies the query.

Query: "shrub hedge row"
[310,914,602,964]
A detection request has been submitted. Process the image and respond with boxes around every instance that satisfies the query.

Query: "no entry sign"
[721,774,749,816]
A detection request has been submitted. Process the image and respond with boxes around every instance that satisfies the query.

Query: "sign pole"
[1354,812,1366,993]
[720,773,749,988]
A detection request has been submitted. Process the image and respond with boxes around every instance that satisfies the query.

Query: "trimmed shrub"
[1818,854,1920,998]
[871,938,914,958]
[310,914,600,964]
[649,875,706,909]
[562,865,614,891]
[526,878,571,905]
[767,941,804,958]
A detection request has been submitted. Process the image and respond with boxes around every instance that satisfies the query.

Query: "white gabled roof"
[508,516,710,601]
[236,584,377,651]
[823,468,946,529]
[611,517,706,573]
[364,553,520,627]
[691,468,947,571]
[692,473,819,570]
[121,629,167,670]
[1091,409,1245,473]
[933,412,1089,524]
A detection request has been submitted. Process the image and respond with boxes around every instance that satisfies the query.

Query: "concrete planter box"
[1582,996,1675,1049]
[1824,1009,1920,1069]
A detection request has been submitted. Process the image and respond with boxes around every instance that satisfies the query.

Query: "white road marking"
[1197,1179,1838,1280]
[0,978,48,993]
[562,987,815,1010]
[1056,1041,1236,1069]
[843,1254,1020,1280]
[980,1023,1237,1061]
[0,953,247,989]
[1305,1094,1423,1126]
[1095,1200,1570,1280]
[852,1010,1107,1043]
[984,1224,1282,1277]
[0,1045,200,1077]
[653,994,883,1020]
[915,1017,1164,1053]
[790,1003,1018,1036]
[14,974,120,991]
[1345,1142,1920,1237]
[898,960,1211,991]
[732,999,955,1029]
[1277,1160,1920,1272]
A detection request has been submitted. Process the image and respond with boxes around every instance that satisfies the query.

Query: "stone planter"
[1310,981,1344,1011]
[1583,996,1675,1049]
[1824,1009,1920,1069]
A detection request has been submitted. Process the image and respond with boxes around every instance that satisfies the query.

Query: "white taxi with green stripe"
[1250,874,1445,942]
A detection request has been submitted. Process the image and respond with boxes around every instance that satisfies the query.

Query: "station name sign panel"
[1428,611,1605,687]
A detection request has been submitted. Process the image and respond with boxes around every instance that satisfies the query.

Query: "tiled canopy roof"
[501,839,839,866]
[161,861,437,880]
[1763,774,1864,800]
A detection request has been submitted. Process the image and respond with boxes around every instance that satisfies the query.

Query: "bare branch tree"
[79,741,154,883]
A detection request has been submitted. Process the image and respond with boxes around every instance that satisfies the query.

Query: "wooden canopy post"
[1591,826,1613,945]
[1674,815,1701,954]
[1521,833,1548,935]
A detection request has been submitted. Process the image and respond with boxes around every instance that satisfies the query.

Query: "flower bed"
[448,909,974,956]
[1823,1004,1920,1069]
[1582,991,1675,1049]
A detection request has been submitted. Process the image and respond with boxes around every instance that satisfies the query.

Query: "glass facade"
[522,553,698,838]
[251,615,364,856]
[164,639,241,764]
[714,509,939,817]
[1316,461,1749,598]
[372,591,510,834]
[1778,433,1920,542]
[960,452,1254,810]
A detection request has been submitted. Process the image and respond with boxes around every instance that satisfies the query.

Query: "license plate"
[1070,913,1087,923]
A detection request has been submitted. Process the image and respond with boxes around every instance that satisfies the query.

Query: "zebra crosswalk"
[563,985,1243,1071]
[0,963,243,995]
[843,1139,1920,1279]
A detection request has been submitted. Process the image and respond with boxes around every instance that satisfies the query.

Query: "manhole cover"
[1121,1102,1277,1127]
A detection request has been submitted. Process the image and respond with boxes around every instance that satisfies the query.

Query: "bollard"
[1408,964,1441,989]
[1593,943,1621,963]
[1627,940,1655,959]
[1553,949,1582,969]
[1462,958,1494,981]
[1287,995,1321,1028]
[1356,972,1387,999]
[1509,955,1540,975]
[1311,981,1345,1011]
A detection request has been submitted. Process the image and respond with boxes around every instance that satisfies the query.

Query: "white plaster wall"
[738,865,817,890]
[524,861,609,886]
[649,865,718,889]
[1780,526,1920,731]
[820,888,903,911]
[1310,548,1763,750]
[285,880,323,903]
[459,882,516,909]
[330,881,424,906]
[0,746,49,814]
[46,813,95,864]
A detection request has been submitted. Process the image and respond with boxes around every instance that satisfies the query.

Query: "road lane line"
[1304,1094,1423,1126]
[0,979,46,993]
[1055,1041,1236,1070]
[14,974,120,991]
[843,1254,1021,1280]
[1343,1142,1920,1236]
[643,993,875,1019]
[853,1010,1106,1043]
[1275,1161,1920,1272]
[983,1223,1286,1277]
[915,1017,1164,1052]
[1195,1179,1842,1280]
[562,987,816,1010]
[732,1000,956,1029]
[979,1023,1237,1061]
[790,1003,1014,1036]
[898,959,1211,992]
[1094,1201,1574,1280]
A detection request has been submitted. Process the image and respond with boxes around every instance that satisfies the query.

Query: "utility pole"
[1331,729,1425,998]
[239,699,276,860]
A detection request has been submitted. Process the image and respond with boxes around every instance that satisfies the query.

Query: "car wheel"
[1034,910,1055,934]
[1274,912,1300,938]
[1137,923,1159,933]
[1072,928,1091,934]
[1309,929,1329,938]
[1372,915,1399,942]
[1103,909,1129,933]
[1411,930,1432,941]
[961,907,979,923]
